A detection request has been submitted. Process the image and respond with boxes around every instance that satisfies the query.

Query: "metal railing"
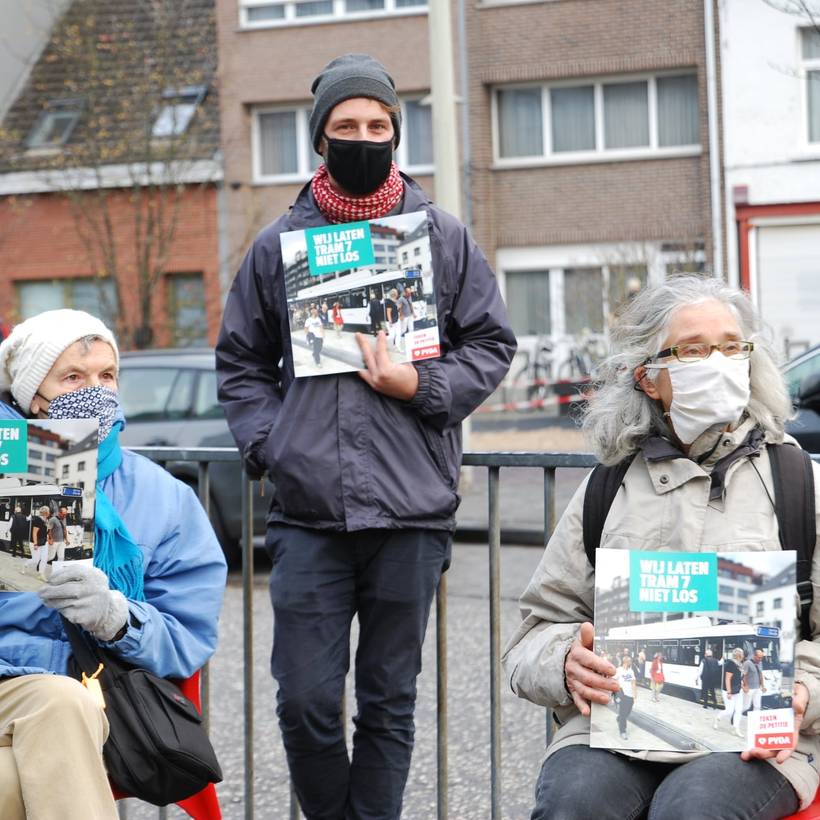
[122,446,597,820]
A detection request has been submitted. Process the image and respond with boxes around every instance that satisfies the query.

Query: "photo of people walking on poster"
[0,418,98,592]
[591,549,796,754]
[280,210,440,377]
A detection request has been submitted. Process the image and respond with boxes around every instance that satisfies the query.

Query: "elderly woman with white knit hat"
[0,310,227,820]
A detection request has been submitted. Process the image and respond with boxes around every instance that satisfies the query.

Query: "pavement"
[0,549,46,592]
[591,686,755,753]
[292,329,408,377]
[117,542,552,820]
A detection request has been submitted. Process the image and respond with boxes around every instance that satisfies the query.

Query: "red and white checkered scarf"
[311,162,404,224]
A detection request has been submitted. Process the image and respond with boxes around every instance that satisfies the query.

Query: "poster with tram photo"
[0,418,97,593]
[590,549,797,754]
[279,210,440,378]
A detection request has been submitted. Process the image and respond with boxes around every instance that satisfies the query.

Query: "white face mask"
[650,353,751,445]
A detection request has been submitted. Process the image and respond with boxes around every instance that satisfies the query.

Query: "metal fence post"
[543,466,556,745]
[437,572,448,820]
[488,466,502,820]
[198,461,212,734]
[241,472,254,820]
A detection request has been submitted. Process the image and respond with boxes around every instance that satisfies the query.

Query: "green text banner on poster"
[305,221,375,275]
[0,420,28,472]
[629,551,718,612]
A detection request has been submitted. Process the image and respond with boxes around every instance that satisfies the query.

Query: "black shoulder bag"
[61,617,223,806]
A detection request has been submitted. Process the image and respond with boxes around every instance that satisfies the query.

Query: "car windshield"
[785,348,820,400]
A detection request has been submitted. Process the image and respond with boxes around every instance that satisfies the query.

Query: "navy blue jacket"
[216,175,516,531]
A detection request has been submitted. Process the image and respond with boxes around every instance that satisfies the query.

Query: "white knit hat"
[0,309,119,413]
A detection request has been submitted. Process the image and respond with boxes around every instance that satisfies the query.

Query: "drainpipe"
[457,0,472,230]
[428,0,461,221]
[704,0,724,278]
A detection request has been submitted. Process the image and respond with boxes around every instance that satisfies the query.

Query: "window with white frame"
[240,0,425,27]
[494,72,700,163]
[252,97,433,183]
[152,86,207,139]
[802,28,820,144]
[25,99,83,150]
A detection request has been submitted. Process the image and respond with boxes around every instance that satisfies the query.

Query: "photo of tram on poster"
[0,418,98,593]
[590,549,797,754]
[279,210,440,378]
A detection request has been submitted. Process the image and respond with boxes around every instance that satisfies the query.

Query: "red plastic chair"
[784,789,820,820]
[112,670,222,820]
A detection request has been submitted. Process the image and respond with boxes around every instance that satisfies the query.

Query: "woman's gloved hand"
[38,564,129,642]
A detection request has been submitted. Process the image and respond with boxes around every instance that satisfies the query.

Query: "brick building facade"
[216,0,719,379]
[0,0,222,348]
[0,185,221,348]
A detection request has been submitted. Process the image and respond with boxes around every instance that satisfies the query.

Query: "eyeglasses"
[644,340,754,365]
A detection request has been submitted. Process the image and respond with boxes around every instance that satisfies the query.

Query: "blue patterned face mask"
[45,385,120,442]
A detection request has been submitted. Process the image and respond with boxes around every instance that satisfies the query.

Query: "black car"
[116,348,270,563]
[783,345,820,454]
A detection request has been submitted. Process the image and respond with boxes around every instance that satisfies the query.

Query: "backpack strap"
[582,454,635,568]
[768,442,816,641]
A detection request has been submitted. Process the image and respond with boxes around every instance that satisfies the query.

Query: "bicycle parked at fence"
[556,331,607,380]
[512,336,555,400]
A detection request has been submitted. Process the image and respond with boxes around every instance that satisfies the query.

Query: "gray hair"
[583,274,792,465]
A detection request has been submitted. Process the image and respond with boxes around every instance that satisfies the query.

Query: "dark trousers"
[532,746,798,820]
[701,683,718,709]
[267,524,452,820]
[617,693,634,734]
[10,536,24,557]
[312,337,324,364]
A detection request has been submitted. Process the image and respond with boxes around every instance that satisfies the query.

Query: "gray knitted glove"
[38,564,129,642]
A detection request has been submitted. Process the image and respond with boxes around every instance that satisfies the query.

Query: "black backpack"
[581,442,816,640]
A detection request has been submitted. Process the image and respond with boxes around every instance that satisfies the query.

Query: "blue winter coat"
[0,401,227,680]
[216,174,517,531]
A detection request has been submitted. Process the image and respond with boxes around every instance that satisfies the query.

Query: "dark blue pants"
[267,524,452,820]
[532,745,798,820]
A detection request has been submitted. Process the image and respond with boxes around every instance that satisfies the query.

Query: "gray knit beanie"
[309,53,401,152]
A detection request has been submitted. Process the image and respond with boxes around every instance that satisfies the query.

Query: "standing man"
[9,506,28,559]
[716,648,745,737]
[384,287,401,351]
[304,306,325,368]
[743,648,767,713]
[216,53,515,820]
[696,647,721,710]
[614,654,637,742]
[47,506,66,564]
[398,285,415,349]
[27,506,49,579]
[368,290,384,336]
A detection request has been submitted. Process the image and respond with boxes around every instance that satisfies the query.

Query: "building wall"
[215,0,436,271]
[720,0,820,355]
[467,0,713,258]
[215,0,718,379]
[0,184,221,347]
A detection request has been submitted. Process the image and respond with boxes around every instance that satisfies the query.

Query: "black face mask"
[324,137,393,196]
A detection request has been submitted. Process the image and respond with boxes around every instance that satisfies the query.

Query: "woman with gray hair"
[503,275,820,819]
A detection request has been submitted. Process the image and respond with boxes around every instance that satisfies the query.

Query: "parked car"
[784,345,820,453]
[116,348,271,564]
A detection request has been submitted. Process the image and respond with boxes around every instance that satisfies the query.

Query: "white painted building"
[749,565,797,663]
[720,1,820,358]
[54,432,97,519]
